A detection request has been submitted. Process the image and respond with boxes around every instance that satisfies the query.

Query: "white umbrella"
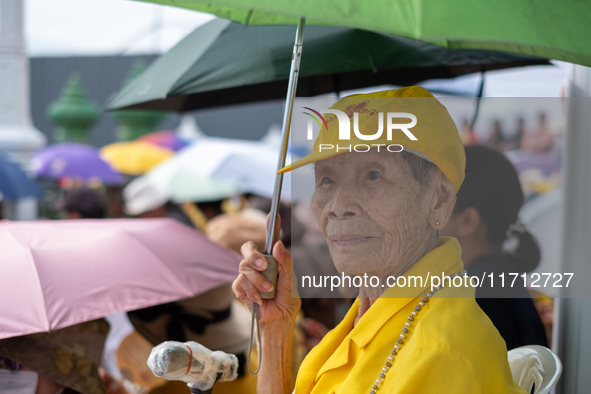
[145,137,296,202]
[143,158,239,203]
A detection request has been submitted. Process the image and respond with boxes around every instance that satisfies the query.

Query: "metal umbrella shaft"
[265,16,306,254]
[249,17,306,375]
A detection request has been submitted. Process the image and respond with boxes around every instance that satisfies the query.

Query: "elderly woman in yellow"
[232,86,527,394]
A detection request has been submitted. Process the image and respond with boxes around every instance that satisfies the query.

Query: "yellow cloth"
[295,237,527,394]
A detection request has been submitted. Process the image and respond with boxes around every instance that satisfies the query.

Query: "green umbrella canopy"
[107,19,547,111]
[134,0,591,67]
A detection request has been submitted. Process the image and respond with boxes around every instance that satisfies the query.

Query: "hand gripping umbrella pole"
[248,17,306,375]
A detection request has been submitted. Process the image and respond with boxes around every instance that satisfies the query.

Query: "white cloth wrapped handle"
[147,341,238,391]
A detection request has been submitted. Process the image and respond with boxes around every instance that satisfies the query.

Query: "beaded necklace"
[370,270,466,393]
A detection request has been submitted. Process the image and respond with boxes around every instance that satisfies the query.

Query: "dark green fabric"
[107,19,547,111]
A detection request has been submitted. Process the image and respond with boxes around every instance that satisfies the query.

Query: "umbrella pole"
[469,71,486,131]
[249,17,306,375]
[265,17,306,253]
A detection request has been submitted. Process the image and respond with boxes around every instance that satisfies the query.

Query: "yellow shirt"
[295,237,527,394]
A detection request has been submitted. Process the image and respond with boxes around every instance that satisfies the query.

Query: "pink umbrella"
[139,130,190,152]
[0,218,240,340]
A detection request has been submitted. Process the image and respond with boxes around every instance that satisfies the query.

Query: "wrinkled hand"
[232,216,301,326]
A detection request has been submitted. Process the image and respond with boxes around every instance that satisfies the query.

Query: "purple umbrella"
[33,143,124,185]
[509,151,560,176]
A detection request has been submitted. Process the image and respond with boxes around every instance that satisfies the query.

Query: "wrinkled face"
[310,150,435,277]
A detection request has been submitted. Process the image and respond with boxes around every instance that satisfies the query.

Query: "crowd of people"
[0,86,557,394]
[460,112,557,155]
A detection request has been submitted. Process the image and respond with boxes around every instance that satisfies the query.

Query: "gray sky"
[24,0,567,97]
[25,0,212,56]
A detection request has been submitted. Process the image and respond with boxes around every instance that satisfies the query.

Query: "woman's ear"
[428,171,457,230]
[453,207,482,237]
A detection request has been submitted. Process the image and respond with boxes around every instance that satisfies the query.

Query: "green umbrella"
[137,0,591,67]
[107,19,547,112]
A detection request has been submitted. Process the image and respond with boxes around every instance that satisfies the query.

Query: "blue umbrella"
[0,157,42,200]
